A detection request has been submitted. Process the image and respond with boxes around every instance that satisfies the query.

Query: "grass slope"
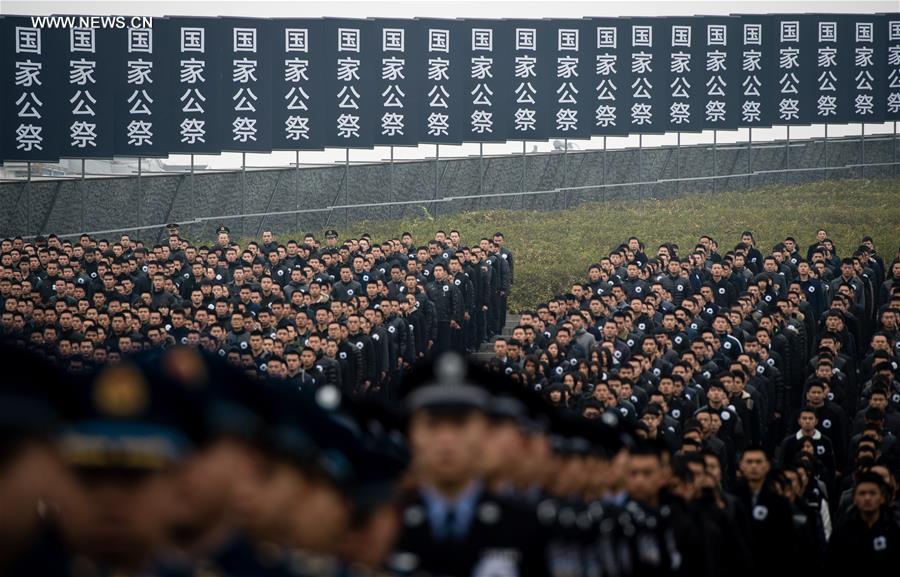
[277,178,900,312]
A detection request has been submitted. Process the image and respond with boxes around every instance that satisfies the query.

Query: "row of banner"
[2,13,899,162]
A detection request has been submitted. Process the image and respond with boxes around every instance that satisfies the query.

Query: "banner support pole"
[521,140,526,208]
[602,136,607,187]
[295,150,300,230]
[747,127,752,189]
[434,144,439,218]
[26,162,32,236]
[241,152,247,238]
[785,125,790,185]
[638,134,643,194]
[823,124,828,181]
[676,132,681,196]
[479,142,484,196]
[563,138,568,188]
[137,157,142,234]
[390,146,395,220]
[860,123,866,179]
[345,148,350,229]
[712,129,717,193]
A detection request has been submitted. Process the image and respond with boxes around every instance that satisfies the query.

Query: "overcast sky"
[3,1,896,170]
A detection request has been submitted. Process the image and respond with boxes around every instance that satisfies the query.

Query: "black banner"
[59,21,117,158]
[112,20,172,157]
[1,13,895,162]
[372,19,422,147]
[460,20,511,143]
[847,14,887,124]
[1,16,64,162]
[888,14,900,121]
[271,19,325,150]
[165,17,225,155]
[586,17,628,136]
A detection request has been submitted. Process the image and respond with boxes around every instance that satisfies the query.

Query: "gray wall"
[1,134,897,242]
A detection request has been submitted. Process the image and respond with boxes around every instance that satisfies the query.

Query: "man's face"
[798,412,817,432]
[806,386,825,406]
[56,469,179,569]
[738,451,769,482]
[626,454,663,505]
[869,394,888,411]
[410,410,487,487]
[853,482,885,515]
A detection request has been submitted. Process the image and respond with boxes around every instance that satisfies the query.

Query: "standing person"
[0,347,69,574]
[826,472,900,575]
[426,264,462,355]
[493,233,513,333]
[390,354,546,577]
[732,447,797,573]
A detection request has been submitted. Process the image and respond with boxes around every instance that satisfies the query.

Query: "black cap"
[402,353,491,413]
[325,229,339,239]
[217,225,230,235]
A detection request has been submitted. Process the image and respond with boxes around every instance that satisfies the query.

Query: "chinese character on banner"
[814,20,840,120]
[740,21,764,125]
[668,21,693,128]
[426,26,452,138]
[177,23,208,147]
[68,28,98,149]
[554,27,580,133]
[123,27,155,150]
[592,21,621,132]
[705,23,728,126]
[888,19,900,118]
[12,23,48,155]
[512,25,538,135]
[375,23,414,143]
[777,19,801,122]
[630,22,655,129]
[469,26,494,135]
[851,19,876,118]
[336,26,361,141]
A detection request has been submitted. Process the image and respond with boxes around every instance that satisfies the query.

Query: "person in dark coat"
[731,447,797,574]
[826,472,900,576]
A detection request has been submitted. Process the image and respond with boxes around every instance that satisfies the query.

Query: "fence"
[1,132,897,242]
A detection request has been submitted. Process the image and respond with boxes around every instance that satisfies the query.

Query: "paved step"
[469,351,495,364]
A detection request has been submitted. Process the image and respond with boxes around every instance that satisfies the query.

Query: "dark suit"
[391,486,547,577]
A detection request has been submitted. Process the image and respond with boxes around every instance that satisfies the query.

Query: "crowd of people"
[1,223,899,576]
[0,226,511,391]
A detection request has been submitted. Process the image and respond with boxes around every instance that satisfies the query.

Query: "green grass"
[272,178,900,312]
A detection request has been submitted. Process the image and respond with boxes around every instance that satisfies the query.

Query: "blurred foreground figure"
[389,353,549,577]
[0,345,69,574]
[4,351,196,577]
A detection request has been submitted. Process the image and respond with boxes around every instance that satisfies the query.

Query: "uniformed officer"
[6,352,199,577]
[389,353,548,577]
[216,225,231,250]
[324,230,340,249]
[0,345,68,575]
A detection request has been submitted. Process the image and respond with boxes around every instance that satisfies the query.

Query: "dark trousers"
[434,321,452,354]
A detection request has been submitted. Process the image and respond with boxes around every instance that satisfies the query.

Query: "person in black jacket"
[827,472,900,576]
[426,263,463,355]
[732,447,797,574]
[390,353,547,577]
